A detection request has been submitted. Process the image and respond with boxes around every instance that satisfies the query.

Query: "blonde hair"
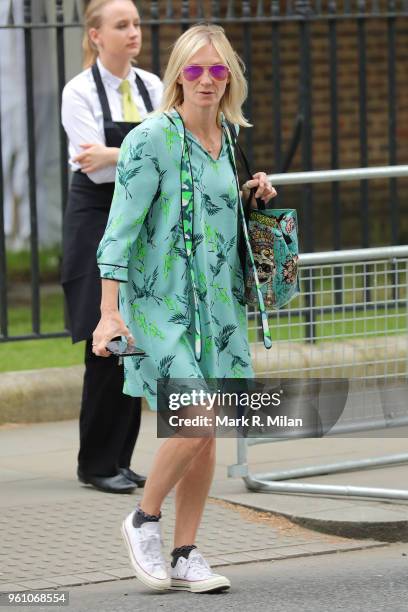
[159,23,251,127]
[82,0,137,69]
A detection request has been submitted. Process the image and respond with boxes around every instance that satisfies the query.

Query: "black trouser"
[78,339,142,476]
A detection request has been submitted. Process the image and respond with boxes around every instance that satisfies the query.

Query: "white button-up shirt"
[61,58,163,184]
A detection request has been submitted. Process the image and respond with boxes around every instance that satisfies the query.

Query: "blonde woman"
[61,0,163,494]
[92,23,277,592]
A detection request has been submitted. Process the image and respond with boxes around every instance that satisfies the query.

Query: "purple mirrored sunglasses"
[182,64,230,81]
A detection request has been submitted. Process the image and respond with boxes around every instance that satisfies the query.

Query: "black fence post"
[181,1,189,32]
[242,0,254,167]
[387,0,399,303]
[56,0,68,220]
[297,0,314,253]
[271,1,282,176]
[23,0,41,336]
[56,0,70,331]
[328,1,343,309]
[0,67,8,339]
[357,0,369,249]
[149,1,161,76]
[296,0,316,344]
[387,0,398,246]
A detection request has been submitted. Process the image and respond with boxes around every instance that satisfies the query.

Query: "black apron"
[62,63,153,342]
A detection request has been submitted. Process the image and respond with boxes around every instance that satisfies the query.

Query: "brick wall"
[136,6,408,250]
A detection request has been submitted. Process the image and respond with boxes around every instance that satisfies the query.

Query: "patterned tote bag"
[245,204,300,309]
[227,124,300,310]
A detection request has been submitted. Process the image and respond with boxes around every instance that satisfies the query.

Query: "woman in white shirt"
[61,0,163,494]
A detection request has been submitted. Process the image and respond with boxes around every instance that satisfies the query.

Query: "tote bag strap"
[225,121,266,215]
[224,121,272,351]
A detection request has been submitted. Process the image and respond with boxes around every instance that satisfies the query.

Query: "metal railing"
[268,165,408,185]
[249,242,408,354]
[260,165,408,346]
[2,157,408,342]
[231,244,408,501]
[1,1,408,342]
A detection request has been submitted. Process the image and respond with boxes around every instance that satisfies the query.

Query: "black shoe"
[118,467,147,488]
[77,469,137,494]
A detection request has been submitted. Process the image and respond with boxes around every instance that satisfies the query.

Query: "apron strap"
[135,72,154,113]
[92,64,155,121]
[92,63,112,122]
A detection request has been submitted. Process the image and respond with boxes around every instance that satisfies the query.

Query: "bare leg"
[173,437,216,548]
[139,436,212,516]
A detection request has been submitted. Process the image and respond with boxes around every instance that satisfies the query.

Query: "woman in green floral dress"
[92,24,277,594]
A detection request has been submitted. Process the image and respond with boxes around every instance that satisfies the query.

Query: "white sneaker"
[170,549,231,593]
[121,512,170,591]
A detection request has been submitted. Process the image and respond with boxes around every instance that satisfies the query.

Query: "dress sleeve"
[97,128,160,282]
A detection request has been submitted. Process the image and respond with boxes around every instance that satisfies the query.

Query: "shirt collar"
[96,58,134,91]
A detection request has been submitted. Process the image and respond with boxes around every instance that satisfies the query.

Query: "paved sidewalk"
[1,413,406,591]
[213,432,408,541]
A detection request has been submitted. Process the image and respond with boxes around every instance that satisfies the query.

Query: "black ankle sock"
[171,544,197,567]
[132,505,162,528]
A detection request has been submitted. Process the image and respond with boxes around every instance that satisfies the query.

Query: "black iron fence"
[0,0,407,342]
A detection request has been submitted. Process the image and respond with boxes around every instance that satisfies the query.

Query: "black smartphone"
[106,341,146,357]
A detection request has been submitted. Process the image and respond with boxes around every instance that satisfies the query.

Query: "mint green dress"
[97,110,254,410]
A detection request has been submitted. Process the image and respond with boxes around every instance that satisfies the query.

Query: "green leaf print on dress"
[158,354,176,378]
[142,378,157,397]
[130,302,165,340]
[129,141,148,162]
[132,236,146,274]
[230,353,250,377]
[214,324,237,363]
[96,215,122,259]
[97,112,258,410]
[204,335,214,355]
[168,311,191,327]
[163,222,183,279]
[174,233,204,277]
[201,193,222,217]
[117,161,142,199]
[167,291,191,328]
[209,232,236,279]
[131,206,150,229]
[144,216,156,248]
[194,163,222,218]
[131,354,147,371]
[163,126,178,151]
[196,271,208,302]
[159,191,171,220]
[130,267,162,305]
[209,281,231,305]
[96,236,116,260]
[219,185,237,210]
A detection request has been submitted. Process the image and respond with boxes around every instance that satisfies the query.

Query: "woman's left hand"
[73,143,119,173]
[242,172,277,204]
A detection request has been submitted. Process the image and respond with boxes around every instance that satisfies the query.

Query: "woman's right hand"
[92,310,134,357]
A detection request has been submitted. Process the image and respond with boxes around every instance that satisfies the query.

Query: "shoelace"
[139,534,165,569]
[186,553,213,578]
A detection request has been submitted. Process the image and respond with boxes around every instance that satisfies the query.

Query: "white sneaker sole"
[170,576,231,593]
[121,520,170,591]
